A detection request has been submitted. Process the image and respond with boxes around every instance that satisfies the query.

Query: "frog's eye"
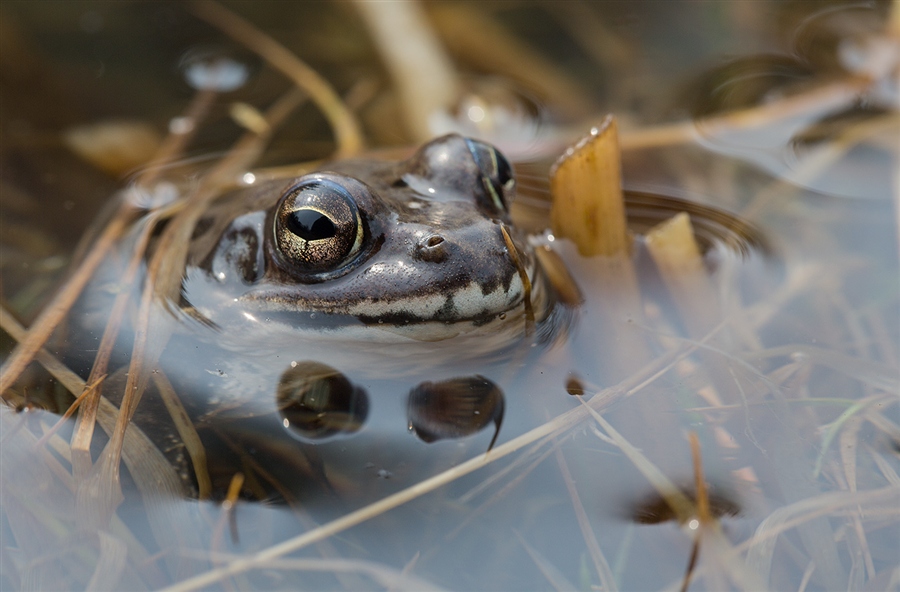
[275,178,364,273]
[465,139,515,214]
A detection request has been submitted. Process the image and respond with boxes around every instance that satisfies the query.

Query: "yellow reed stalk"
[644,212,719,335]
[550,116,629,257]
[354,0,460,142]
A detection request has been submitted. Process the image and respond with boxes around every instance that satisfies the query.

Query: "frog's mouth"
[256,253,541,329]
[230,242,547,342]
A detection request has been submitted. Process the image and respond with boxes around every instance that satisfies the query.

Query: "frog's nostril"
[414,234,448,263]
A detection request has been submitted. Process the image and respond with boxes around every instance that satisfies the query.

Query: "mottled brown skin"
[183,134,536,332]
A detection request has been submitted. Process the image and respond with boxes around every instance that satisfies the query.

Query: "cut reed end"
[550,115,629,257]
[645,212,719,335]
[644,212,705,278]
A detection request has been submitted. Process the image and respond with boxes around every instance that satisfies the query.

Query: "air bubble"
[180,47,250,92]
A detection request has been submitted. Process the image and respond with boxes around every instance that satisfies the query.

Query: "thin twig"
[191,0,363,157]
[555,447,618,591]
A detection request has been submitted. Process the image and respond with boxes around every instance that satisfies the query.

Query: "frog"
[74,134,560,502]
[182,133,550,354]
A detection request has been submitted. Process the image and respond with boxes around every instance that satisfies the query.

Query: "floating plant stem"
[71,207,176,481]
[30,374,105,452]
[516,531,580,591]
[689,432,711,524]
[550,116,629,257]
[645,212,736,406]
[550,117,651,390]
[191,0,364,157]
[555,447,618,592]
[153,371,212,500]
[619,76,875,152]
[576,396,694,520]
[215,472,245,549]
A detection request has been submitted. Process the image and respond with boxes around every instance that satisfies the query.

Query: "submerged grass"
[1,2,898,591]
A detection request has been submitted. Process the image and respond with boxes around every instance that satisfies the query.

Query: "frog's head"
[186,134,549,343]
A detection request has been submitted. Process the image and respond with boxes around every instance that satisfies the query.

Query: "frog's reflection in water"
[277,361,369,441]
[276,363,505,451]
[204,362,508,506]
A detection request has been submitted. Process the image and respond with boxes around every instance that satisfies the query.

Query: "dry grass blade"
[71,207,176,481]
[689,433,710,524]
[680,433,710,592]
[577,402,768,591]
[30,374,105,451]
[743,486,900,585]
[0,72,221,397]
[743,345,899,392]
[814,394,893,478]
[181,552,449,592]
[211,473,245,554]
[619,76,874,152]
[0,305,97,409]
[153,371,212,499]
[191,0,363,157]
[93,80,311,530]
[737,485,900,582]
[85,531,128,592]
[576,397,693,520]
[447,440,559,541]
[516,531,579,592]
[555,447,618,591]
[2,306,204,574]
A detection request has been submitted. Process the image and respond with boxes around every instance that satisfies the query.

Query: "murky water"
[2,2,898,591]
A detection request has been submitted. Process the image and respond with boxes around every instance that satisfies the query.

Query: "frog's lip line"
[239,255,540,324]
[239,273,526,324]
[345,275,524,321]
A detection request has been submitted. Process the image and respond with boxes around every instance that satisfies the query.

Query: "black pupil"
[286,209,336,242]
[495,152,512,188]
